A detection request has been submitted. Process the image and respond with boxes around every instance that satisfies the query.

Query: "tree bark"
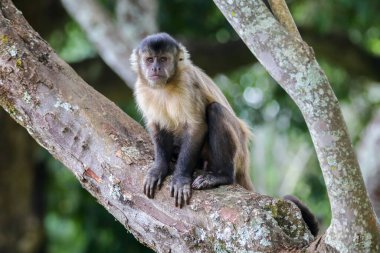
[212,0,380,252]
[0,0,317,252]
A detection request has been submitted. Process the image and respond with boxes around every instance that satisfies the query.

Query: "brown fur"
[131,43,254,191]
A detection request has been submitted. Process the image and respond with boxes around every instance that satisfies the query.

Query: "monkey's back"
[187,65,254,190]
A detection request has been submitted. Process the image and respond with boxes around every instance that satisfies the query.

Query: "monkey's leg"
[171,126,206,208]
[192,102,235,190]
[144,126,174,198]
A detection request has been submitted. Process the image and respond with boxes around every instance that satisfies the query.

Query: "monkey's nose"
[152,66,161,72]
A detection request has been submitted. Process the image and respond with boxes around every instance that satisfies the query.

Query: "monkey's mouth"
[149,75,165,81]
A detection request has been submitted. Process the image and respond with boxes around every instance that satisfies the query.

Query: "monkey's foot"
[192,174,233,190]
[170,176,192,208]
[143,173,164,199]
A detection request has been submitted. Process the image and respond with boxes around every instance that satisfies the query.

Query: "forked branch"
[0,0,315,252]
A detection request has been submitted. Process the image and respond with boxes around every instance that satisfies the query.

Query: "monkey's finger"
[157,178,163,190]
[149,181,156,198]
[143,180,149,196]
[185,185,191,205]
[183,193,189,206]
[174,187,180,207]
[179,190,185,208]
[178,194,183,208]
[176,190,182,208]
[184,189,191,205]
[170,185,174,197]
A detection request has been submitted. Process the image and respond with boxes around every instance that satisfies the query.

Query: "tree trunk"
[0,0,317,252]
[212,0,380,252]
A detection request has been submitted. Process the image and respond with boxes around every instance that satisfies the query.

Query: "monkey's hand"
[170,175,192,208]
[143,164,168,199]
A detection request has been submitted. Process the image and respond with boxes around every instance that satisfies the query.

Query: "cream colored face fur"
[140,52,176,87]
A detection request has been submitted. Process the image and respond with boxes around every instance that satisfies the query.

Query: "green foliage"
[48,21,96,63]
[292,0,380,55]
[158,0,237,42]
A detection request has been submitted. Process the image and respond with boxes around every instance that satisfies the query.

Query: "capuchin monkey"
[130,33,318,236]
[131,33,253,204]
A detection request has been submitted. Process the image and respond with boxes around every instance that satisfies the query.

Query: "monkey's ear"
[130,48,139,72]
[177,44,191,69]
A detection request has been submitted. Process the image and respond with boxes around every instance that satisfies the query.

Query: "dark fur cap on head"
[138,33,179,53]
[130,33,191,73]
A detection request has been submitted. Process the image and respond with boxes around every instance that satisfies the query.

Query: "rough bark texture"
[0,1,316,252]
[60,0,157,88]
[212,0,380,252]
[358,110,380,221]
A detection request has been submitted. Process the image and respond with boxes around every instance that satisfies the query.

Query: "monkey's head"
[131,33,190,87]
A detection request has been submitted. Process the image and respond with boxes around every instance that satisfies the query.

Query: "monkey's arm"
[144,124,174,198]
[171,125,207,207]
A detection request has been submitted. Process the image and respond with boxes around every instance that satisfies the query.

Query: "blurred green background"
[1,0,380,252]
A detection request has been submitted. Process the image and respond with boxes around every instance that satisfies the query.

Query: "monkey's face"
[141,52,176,87]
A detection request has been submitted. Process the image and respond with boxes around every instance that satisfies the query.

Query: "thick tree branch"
[0,1,316,252]
[213,0,380,252]
[114,0,157,39]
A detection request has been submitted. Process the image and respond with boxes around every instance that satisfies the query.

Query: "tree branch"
[212,0,380,252]
[0,0,316,252]
[267,0,301,39]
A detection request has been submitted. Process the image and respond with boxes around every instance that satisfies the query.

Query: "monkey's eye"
[146,57,154,63]
[159,57,167,63]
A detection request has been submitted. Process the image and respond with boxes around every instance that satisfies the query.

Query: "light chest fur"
[135,81,206,131]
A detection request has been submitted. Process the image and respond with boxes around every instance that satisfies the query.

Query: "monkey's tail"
[284,195,319,237]
[235,119,255,191]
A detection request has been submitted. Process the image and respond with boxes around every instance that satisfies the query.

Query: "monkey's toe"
[170,181,191,208]
[192,175,213,189]
[143,174,162,198]
[192,174,233,189]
